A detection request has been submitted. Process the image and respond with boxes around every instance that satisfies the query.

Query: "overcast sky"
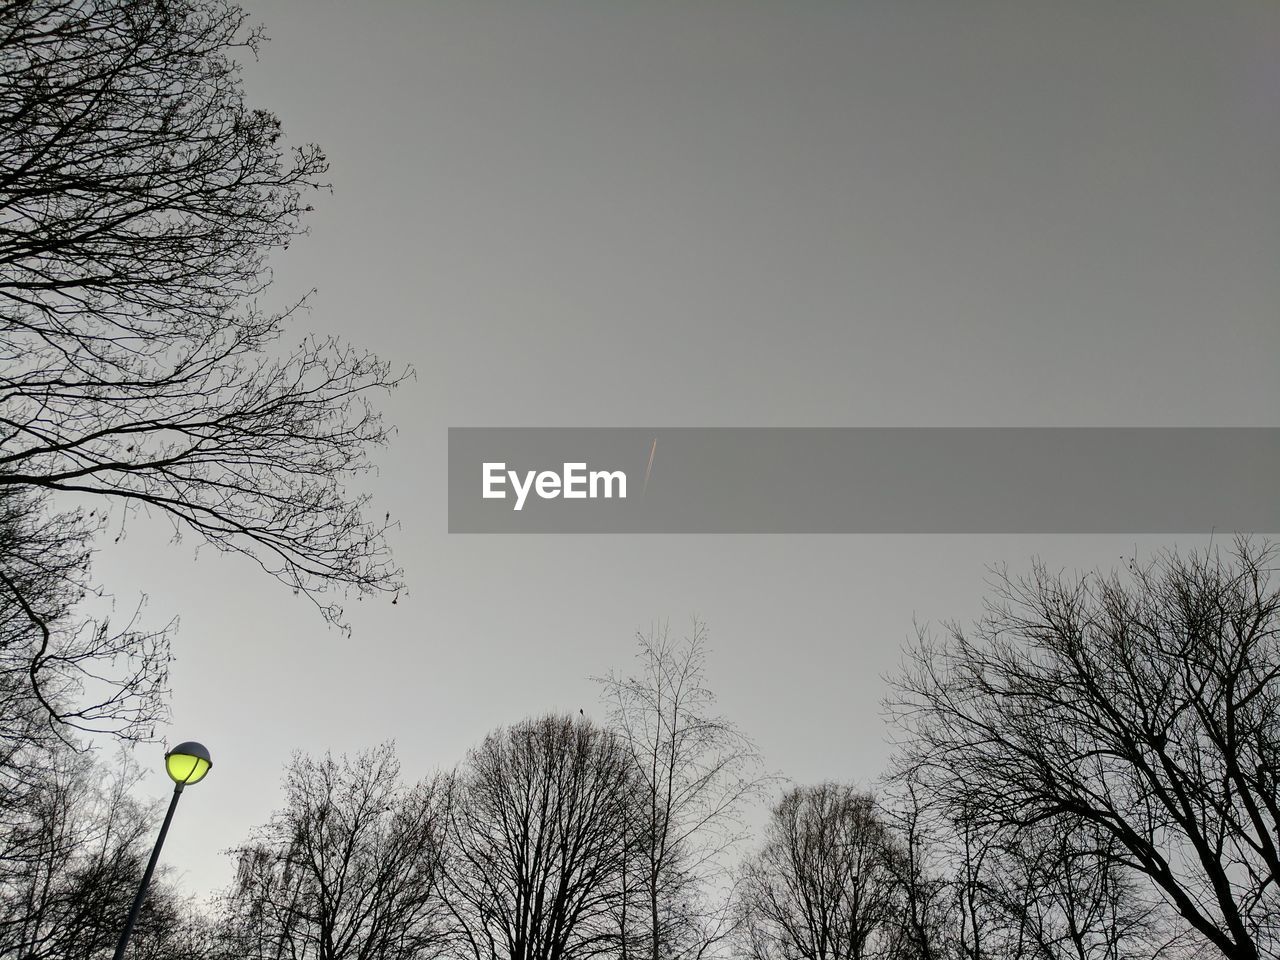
[98,0,1279,898]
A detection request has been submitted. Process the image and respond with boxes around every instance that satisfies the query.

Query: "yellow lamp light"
[165,741,212,787]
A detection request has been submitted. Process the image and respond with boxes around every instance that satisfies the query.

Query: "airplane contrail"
[642,438,657,497]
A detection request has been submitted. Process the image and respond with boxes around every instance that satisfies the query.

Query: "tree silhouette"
[0,745,207,960]
[442,714,640,960]
[737,784,899,960]
[891,539,1280,960]
[223,744,449,960]
[597,620,769,960]
[0,0,406,737]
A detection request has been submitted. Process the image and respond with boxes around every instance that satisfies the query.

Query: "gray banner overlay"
[448,428,1279,534]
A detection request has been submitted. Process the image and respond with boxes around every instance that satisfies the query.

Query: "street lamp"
[112,741,212,960]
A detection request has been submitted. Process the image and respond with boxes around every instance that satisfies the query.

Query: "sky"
[94,0,1280,899]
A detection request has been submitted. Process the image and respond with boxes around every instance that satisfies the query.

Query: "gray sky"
[98,0,1278,898]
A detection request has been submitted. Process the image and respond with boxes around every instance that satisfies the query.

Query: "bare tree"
[0,744,203,960]
[442,713,640,960]
[889,539,1280,960]
[597,620,769,960]
[885,764,1184,960]
[948,799,1008,960]
[223,743,449,960]
[989,817,1187,960]
[885,795,1184,960]
[0,0,407,738]
[0,487,168,750]
[737,784,899,960]
[877,775,949,960]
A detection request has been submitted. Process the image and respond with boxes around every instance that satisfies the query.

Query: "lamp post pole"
[112,741,212,960]
[111,783,184,960]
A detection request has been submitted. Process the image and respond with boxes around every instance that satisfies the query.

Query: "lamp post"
[112,741,212,960]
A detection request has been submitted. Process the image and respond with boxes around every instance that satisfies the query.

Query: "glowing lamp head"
[165,741,212,787]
